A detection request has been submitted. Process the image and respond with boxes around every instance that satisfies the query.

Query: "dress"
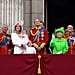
[20,34,29,45]
[11,33,24,54]
[20,33,36,54]
[50,38,68,54]
[11,33,36,54]
[24,46,36,54]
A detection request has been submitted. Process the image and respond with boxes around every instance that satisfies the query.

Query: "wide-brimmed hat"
[12,20,24,32]
[55,28,65,36]
[15,20,24,26]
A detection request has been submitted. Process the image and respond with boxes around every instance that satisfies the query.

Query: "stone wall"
[23,0,44,34]
[0,0,44,33]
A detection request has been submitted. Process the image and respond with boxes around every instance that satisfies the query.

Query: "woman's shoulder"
[61,38,67,41]
[53,38,67,41]
[11,33,17,36]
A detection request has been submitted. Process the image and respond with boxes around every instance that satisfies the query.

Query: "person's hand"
[37,47,41,51]
[20,44,25,49]
[27,41,33,47]
[8,49,12,54]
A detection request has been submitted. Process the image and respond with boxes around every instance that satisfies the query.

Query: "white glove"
[51,33,55,42]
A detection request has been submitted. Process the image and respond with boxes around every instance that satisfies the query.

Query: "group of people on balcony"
[0,18,75,55]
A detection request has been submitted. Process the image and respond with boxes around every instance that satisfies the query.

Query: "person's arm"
[63,39,69,54]
[40,30,49,48]
[50,39,54,47]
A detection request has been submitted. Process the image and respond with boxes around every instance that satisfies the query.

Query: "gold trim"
[40,43,46,48]
[0,35,6,43]
[30,29,39,36]
[33,43,38,48]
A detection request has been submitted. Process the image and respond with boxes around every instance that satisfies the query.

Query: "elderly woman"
[50,28,68,54]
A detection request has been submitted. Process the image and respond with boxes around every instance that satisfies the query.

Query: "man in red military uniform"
[64,25,75,55]
[0,24,13,55]
[29,19,49,54]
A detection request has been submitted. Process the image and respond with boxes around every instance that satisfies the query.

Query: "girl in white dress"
[20,29,36,54]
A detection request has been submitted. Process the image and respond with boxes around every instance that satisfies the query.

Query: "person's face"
[56,32,63,38]
[15,24,21,32]
[36,25,41,30]
[67,26,73,32]
[40,23,44,28]
[22,30,26,34]
[2,24,8,33]
[34,19,40,26]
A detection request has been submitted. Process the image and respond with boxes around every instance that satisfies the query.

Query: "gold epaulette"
[0,35,6,43]
[40,43,46,48]
[30,28,39,36]
[31,27,36,29]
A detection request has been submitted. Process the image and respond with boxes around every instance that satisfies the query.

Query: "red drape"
[0,54,75,75]
[41,54,75,75]
[0,55,38,75]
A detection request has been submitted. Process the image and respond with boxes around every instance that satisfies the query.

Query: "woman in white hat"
[11,22,24,54]
[11,21,36,54]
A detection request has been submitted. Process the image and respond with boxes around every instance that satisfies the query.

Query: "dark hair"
[40,21,44,26]
[14,23,22,32]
